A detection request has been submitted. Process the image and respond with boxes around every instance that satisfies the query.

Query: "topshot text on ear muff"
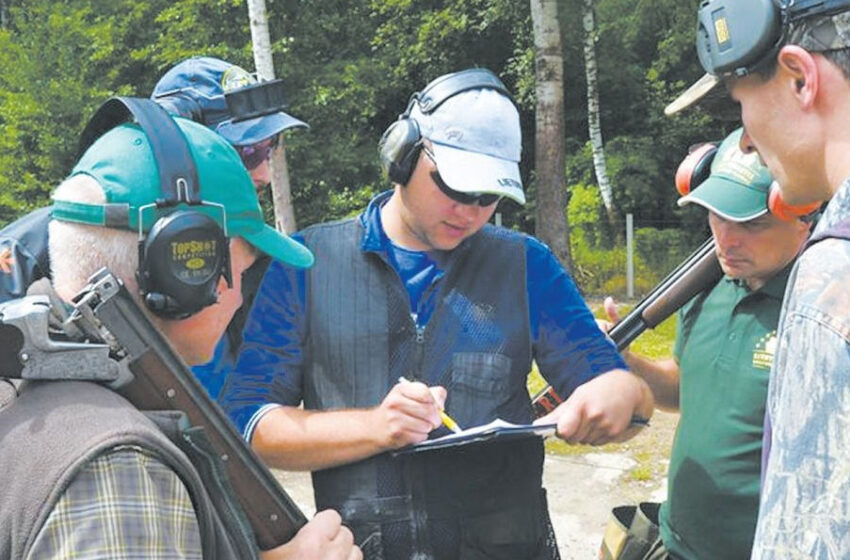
[72,97,231,319]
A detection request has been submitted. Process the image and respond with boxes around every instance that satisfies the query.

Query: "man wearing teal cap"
[0,112,359,560]
[599,129,811,560]
[0,54,310,400]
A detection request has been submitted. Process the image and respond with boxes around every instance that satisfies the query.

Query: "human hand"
[534,369,653,445]
[260,509,361,560]
[373,378,446,449]
[595,296,622,335]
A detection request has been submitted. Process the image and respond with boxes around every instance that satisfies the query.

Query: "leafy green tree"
[0,0,167,225]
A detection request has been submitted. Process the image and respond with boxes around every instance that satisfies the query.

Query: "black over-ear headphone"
[378,68,510,186]
[695,0,850,77]
[151,92,205,123]
[77,97,231,319]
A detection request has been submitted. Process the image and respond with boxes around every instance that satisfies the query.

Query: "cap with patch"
[411,88,525,205]
[151,56,307,146]
[53,118,314,268]
[677,128,774,222]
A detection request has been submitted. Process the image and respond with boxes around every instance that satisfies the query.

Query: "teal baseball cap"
[52,117,314,268]
[677,128,773,222]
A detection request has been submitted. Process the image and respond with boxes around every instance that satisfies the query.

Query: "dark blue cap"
[151,56,307,146]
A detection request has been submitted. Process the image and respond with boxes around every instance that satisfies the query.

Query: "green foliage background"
[0,0,735,293]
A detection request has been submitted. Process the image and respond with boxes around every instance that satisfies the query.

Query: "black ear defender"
[378,68,511,186]
[150,90,205,122]
[78,97,231,319]
[695,0,850,77]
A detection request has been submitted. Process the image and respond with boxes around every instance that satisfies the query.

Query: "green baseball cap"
[52,117,313,268]
[677,128,773,222]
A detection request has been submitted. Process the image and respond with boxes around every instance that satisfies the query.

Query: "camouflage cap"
[666,3,850,116]
[788,12,850,51]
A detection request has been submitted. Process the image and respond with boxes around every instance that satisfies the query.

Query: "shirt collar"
[723,259,794,301]
[359,190,394,253]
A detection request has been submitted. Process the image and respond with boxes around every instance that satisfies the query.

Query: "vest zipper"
[411,314,426,380]
[408,313,433,558]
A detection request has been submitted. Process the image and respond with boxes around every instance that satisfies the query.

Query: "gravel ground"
[273,410,679,559]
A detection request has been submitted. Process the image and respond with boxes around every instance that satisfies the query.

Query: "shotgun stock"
[69,269,306,550]
[531,238,722,417]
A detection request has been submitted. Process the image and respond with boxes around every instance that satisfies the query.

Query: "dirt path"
[275,410,678,558]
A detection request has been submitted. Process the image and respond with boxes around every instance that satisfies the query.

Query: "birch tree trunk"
[583,0,620,236]
[246,0,298,234]
[530,0,571,269]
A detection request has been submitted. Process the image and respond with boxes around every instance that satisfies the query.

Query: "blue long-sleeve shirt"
[220,192,626,439]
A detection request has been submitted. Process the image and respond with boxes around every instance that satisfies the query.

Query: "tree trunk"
[583,0,620,238]
[246,0,298,234]
[530,0,571,269]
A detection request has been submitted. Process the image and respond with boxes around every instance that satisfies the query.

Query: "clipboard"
[392,419,557,455]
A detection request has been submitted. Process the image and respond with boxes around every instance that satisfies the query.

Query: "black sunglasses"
[422,146,502,207]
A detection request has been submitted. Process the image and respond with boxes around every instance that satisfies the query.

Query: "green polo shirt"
[659,264,792,560]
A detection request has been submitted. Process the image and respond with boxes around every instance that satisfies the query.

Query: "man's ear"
[777,45,819,108]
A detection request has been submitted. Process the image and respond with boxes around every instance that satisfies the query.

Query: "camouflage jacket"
[752,178,850,559]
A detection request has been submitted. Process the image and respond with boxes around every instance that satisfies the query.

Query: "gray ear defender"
[377,68,511,186]
[378,117,422,186]
[695,0,850,76]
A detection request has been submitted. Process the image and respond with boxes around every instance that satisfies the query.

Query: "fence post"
[626,213,634,298]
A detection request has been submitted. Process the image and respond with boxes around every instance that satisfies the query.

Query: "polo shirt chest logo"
[752,330,777,370]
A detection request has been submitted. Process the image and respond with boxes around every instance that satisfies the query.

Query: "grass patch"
[629,464,654,482]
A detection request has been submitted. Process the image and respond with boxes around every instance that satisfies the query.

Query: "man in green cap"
[666,2,850,555]
[599,128,811,560]
[0,109,359,560]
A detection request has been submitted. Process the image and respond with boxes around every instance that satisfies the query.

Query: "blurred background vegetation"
[0,0,737,296]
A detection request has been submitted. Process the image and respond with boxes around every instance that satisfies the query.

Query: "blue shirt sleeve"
[218,257,308,435]
[526,236,627,400]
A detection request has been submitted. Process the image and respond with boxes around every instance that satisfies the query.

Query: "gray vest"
[300,218,556,560]
[0,380,256,559]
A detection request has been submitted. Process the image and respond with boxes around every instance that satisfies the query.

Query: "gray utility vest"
[0,380,257,559]
[300,218,559,560]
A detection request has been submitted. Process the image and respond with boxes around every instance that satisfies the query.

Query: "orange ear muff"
[767,182,821,222]
[675,142,718,196]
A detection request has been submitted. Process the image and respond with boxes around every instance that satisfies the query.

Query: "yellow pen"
[397,376,463,433]
[439,410,463,434]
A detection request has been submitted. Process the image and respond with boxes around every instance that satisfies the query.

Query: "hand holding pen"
[398,377,463,433]
[374,376,449,450]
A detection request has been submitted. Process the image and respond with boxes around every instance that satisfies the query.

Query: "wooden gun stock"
[532,238,722,417]
[74,270,306,550]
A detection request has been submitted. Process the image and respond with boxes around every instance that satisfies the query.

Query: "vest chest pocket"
[448,352,512,428]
